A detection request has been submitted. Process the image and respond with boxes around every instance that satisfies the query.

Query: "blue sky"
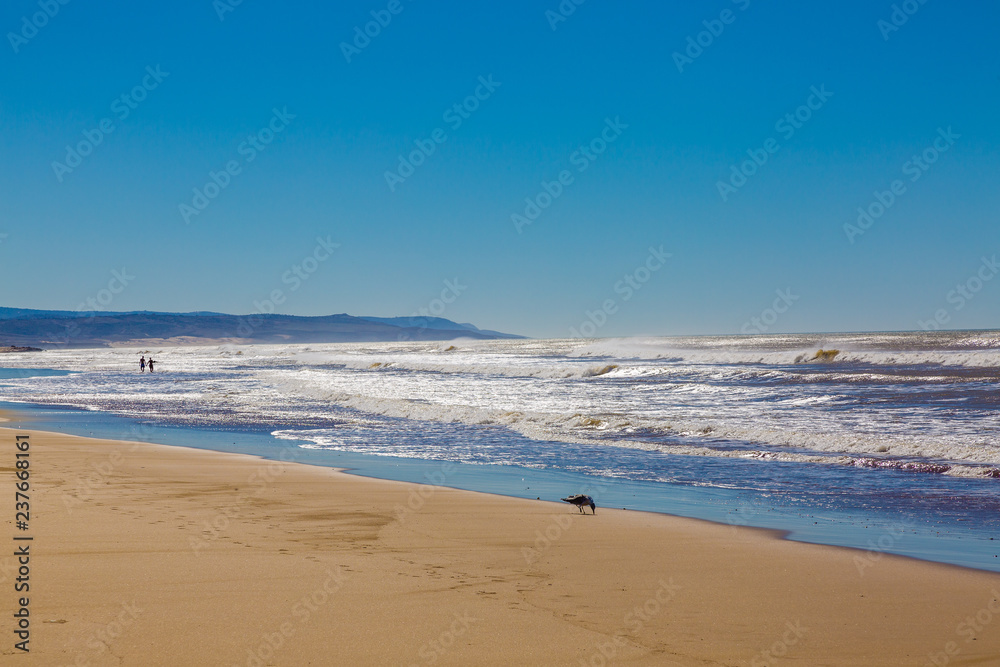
[1,1,997,338]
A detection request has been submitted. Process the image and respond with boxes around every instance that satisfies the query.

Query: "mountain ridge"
[0,308,523,348]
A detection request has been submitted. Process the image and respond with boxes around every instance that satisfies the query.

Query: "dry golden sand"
[2,425,999,666]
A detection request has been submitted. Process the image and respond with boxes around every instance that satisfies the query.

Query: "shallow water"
[1,331,998,570]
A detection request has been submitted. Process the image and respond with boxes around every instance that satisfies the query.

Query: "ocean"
[2,330,999,570]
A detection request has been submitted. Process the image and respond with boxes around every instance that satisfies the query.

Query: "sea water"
[1,331,998,570]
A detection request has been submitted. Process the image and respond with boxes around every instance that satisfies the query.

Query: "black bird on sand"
[561,494,596,514]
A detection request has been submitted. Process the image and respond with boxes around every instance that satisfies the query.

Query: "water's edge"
[5,399,999,574]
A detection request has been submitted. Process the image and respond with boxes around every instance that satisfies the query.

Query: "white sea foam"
[259,368,1000,468]
[1,333,998,474]
[572,337,1000,368]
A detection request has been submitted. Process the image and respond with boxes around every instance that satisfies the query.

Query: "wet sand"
[2,424,999,666]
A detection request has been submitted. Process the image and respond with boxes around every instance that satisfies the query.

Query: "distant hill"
[359,316,516,339]
[0,308,524,348]
[0,307,230,320]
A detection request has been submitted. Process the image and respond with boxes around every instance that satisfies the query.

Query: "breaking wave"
[2,330,998,483]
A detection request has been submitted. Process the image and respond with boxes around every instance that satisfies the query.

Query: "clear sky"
[1,1,997,338]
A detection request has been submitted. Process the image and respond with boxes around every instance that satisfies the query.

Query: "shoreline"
[6,398,1000,574]
[3,425,1000,665]
[8,422,992,578]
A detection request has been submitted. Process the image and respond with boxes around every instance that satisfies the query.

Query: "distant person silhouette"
[140,356,146,372]
[147,358,155,373]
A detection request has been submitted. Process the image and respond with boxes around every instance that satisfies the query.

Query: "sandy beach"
[2,422,999,666]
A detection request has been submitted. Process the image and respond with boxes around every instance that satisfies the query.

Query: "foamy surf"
[4,332,1000,573]
[0,331,997,483]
